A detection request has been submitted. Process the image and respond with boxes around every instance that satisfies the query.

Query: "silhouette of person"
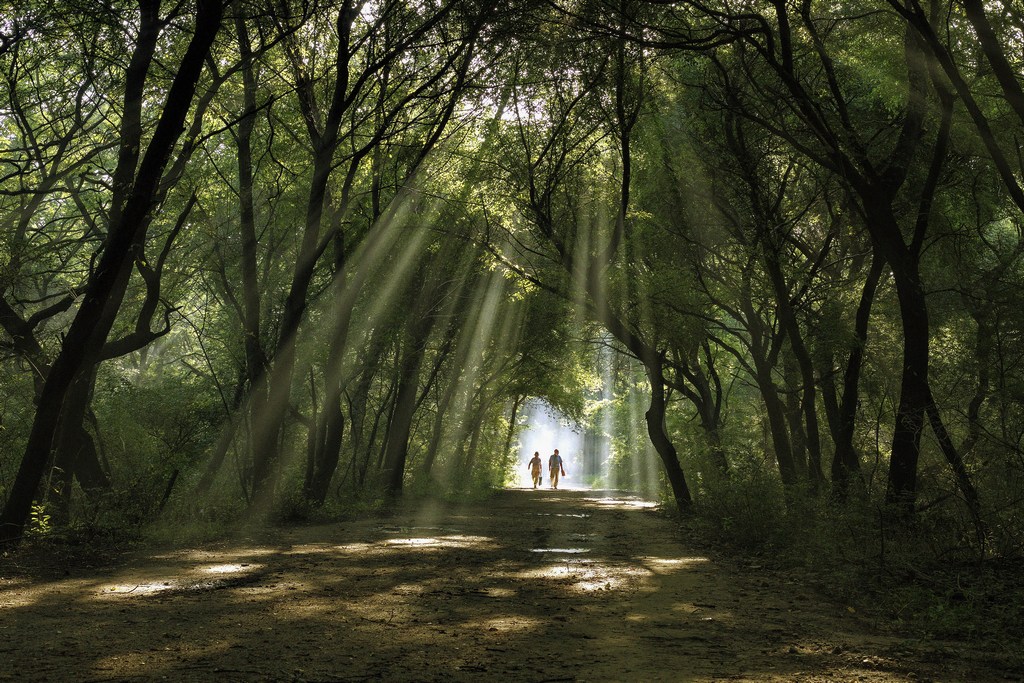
[528,452,543,488]
[548,449,565,489]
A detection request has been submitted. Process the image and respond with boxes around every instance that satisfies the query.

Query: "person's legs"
[550,468,559,489]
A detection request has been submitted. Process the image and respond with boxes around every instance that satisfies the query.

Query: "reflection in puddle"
[588,498,657,509]
[516,560,643,593]
[529,513,591,518]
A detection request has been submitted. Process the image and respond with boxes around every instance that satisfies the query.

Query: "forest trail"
[0,488,1003,682]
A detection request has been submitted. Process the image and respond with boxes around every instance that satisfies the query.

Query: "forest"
[2,0,1024,674]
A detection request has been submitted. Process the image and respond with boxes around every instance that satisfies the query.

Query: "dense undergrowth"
[687,468,1024,669]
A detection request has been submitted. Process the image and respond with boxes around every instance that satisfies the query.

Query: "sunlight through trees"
[2,1,1024,593]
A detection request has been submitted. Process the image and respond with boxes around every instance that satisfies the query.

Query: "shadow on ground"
[0,489,1010,682]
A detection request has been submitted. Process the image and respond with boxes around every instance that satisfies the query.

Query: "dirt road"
[0,488,1007,681]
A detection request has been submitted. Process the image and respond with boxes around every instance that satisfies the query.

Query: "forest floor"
[0,487,1018,682]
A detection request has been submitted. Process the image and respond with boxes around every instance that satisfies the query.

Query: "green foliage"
[27,503,52,537]
[692,452,787,550]
[688,476,1024,658]
[2,2,1024,621]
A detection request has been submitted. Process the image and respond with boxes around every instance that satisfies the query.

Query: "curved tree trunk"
[830,248,883,501]
[644,354,693,513]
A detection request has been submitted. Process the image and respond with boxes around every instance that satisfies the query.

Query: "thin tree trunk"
[381,313,438,496]
[644,354,693,513]
[739,281,799,487]
[233,1,270,455]
[782,353,809,479]
[196,374,246,495]
[766,251,822,489]
[502,395,524,467]
[830,248,883,500]
[421,374,458,479]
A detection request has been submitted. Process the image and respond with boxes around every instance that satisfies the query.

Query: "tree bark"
[0,0,224,545]
[830,248,883,500]
[381,310,439,496]
[644,354,693,513]
[766,249,823,489]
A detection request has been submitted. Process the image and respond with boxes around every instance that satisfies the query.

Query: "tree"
[1,0,226,544]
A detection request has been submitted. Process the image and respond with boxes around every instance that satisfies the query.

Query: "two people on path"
[526,449,567,489]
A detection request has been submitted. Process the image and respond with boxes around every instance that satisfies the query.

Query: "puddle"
[530,548,591,554]
[528,513,591,518]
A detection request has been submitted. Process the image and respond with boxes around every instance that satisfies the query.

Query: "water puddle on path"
[527,512,591,518]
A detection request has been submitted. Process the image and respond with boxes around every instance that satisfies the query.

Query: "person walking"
[528,452,543,489]
[548,449,565,489]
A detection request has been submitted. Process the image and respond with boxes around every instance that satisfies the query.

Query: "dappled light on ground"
[384,534,495,550]
[97,560,266,600]
[643,556,711,572]
[587,495,659,509]
[1,489,1007,682]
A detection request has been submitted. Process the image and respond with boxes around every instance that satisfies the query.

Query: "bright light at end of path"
[516,399,585,489]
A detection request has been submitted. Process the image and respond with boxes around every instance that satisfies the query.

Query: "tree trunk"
[421,372,459,479]
[882,249,930,514]
[782,353,809,479]
[233,2,270,468]
[739,281,799,487]
[766,249,823,489]
[692,345,729,474]
[0,1,224,544]
[830,248,883,501]
[50,368,108,521]
[196,373,246,495]
[502,395,524,467]
[752,355,800,488]
[307,401,344,505]
[644,354,693,513]
[381,314,438,497]
[460,414,485,490]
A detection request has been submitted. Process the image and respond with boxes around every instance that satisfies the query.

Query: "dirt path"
[0,488,1007,682]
